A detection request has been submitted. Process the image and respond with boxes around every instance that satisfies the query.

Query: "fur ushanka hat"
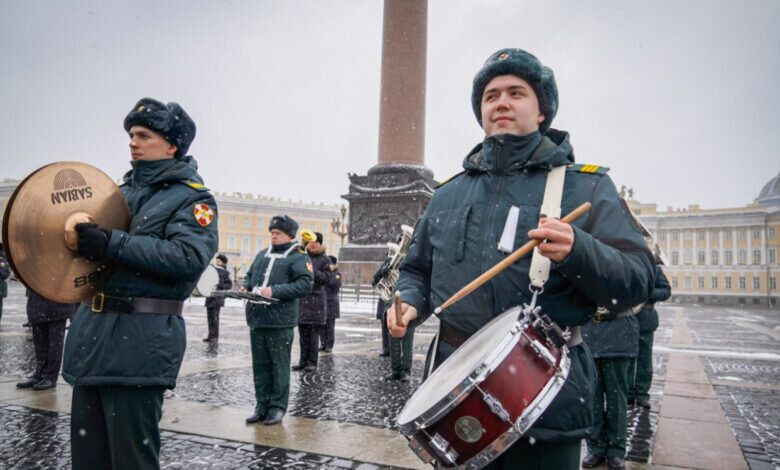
[124,97,196,158]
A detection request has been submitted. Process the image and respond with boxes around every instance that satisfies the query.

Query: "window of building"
[738,248,747,265]
[243,217,250,229]
[697,230,705,241]
[711,250,719,265]
[684,231,692,241]
[671,250,679,265]
[242,236,250,253]
[769,227,776,239]
[770,277,777,291]
[753,228,760,239]
[753,277,760,291]
[229,216,236,227]
[738,276,746,290]
[659,231,665,241]
[725,277,732,290]
[738,228,746,240]
[698,277,704,289]
[683,248,692,264]
[672,277,678,289]
[684,277,691,289]
[255,236,264,251]
[725,248,733,265]
[711,277,718,290]
[322,224,328,234]
[770,248,777,265]
[228,235,236,249]
[257,218,264,229]
[241,263,247,276]
[697,249,706,264]
[672,231,679,241]
[724,230,732,241]
[311,224,317,231]
[711,230,718,241]
[752,247,761,264]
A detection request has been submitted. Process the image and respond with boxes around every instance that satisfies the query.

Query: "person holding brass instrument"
[242,215,313,426]
[62,98,219,470]
[387,48,655,469]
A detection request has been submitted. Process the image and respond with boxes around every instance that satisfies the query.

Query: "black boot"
[606,456,625,470]
[245,412,266,424]
[582,453,605,468]
[32,379,56,390]
[16,378,38,389]
[264,408,285,425]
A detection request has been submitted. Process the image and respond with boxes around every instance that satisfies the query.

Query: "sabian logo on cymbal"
[50,169,93,205]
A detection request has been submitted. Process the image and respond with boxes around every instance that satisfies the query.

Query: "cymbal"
[2,162,130,303]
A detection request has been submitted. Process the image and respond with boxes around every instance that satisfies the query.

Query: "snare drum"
[193,264,219,297]
[397,306,570,469]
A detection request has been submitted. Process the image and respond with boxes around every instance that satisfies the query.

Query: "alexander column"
[340,0,436,284]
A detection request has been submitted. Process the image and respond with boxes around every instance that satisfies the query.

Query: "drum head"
[193,264,219,296]
[397,307,521,425]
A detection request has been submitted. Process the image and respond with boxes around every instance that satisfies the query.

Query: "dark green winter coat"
[62,155,219,388]
[0,254,10,298]
[397,129,656,443]
[243,241,313,329]
[582,311,640,358]
[636,265,671,333]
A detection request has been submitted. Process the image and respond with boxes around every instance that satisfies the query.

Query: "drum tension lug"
[429,432,459,466]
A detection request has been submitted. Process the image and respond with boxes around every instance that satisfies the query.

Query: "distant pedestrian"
[372,258,391,357]
[0,242,10,329]
[294,232,332,372]
[17,290,77,390]
[319,255,341,353]
[242,215,312,425]
[203,253,233,342]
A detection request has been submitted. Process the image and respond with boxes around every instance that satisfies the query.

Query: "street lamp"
[331,204,348,250]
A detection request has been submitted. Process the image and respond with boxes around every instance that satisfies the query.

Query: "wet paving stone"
[704,357,780,387]
[170,353,422,430]
[624,382,663,463]
[0,335,37,378]
[0,404,404,470]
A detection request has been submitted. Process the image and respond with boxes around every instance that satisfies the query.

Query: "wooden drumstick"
[394,291,404,327]
[434,201,592,315]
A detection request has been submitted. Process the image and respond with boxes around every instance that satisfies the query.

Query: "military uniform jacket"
[63,155,219,389]
[243,242,313,329]
[298,250,332,325]
[636,265,672,333]
[0,254,10,298]
[325,266,342,319]
[397,129,656,442]
[205,265,233,309]
[582,311,640,358]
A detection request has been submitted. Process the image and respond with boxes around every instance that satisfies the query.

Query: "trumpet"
[300,229,316,247]
[375,224,414,303]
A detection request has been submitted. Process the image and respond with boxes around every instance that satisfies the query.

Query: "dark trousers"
[588,357,631,458]
[627,331,654,401]
[380,309,390,354]
[250,327,294,413]
[319,318,336,350]
[31,320,67,381]
[297,324,320,366]
[484,438,581,469]
[71,385,165,470]
[206,306,220,339]
[389,325,415,376]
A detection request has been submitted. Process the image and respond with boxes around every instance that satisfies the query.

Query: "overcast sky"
[1,0,778,210]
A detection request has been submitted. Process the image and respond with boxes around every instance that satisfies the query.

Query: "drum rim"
[397,307,524,434]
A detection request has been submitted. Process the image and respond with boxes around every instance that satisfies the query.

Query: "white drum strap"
[260,244,298,288]
[529,165,566,289]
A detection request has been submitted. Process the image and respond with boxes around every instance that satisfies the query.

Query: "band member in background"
[294,232,332,372]
[203,253,233,342]
[627,260,671,409]
[242,215,313,425]
[372,258,392,357]
[320,255,341,353]
[17,290,77,390]
[388,48,655,469]
[0,243,10,329]
[62,98,218,469]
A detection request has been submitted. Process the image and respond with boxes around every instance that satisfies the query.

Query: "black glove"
[75,223,111,261]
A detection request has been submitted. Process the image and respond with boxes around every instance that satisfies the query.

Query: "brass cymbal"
[2,162,130,303]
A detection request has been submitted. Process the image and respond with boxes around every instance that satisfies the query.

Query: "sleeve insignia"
[306,262,313,273]
[193,203,214,227]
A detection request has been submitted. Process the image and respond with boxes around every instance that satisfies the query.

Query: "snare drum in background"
[396,306,571,469]
[192,264,219,297]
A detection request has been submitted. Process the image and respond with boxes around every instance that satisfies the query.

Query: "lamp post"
[331,204,349,252]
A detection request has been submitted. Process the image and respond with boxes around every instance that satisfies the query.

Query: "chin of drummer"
[387,302,418,338]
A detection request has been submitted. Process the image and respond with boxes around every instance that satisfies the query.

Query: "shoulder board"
[566,164,609,175]
[178,179,210,191]
[436,171,466,189]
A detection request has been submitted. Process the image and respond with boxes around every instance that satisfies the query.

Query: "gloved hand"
[74,223,111,261]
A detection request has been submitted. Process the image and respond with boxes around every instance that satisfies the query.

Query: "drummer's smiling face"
[128,125,177,161]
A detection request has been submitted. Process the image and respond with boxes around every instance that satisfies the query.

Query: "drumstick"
[434,202,591,315]
[394,291,404,327]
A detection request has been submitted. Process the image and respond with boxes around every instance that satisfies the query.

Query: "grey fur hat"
[471,48,558,135]
[268,215,299,238]
[124,97,196,158]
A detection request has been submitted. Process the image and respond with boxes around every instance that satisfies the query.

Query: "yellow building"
[632,172,780,307]
[0,179,348,281]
